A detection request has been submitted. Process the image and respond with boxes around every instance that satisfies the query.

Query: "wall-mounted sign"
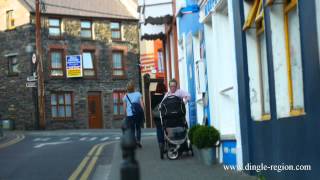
[66,55,83,78]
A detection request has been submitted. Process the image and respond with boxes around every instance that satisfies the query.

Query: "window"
[112,51,124,76]
[8,55,19,75]
[6,10,14,30]
[51,92,73,120]
[158,50,164,72]
[81,21,92,38]
[113,91,125,117]
[82,51,96,77]
[243,0,271,120]
[283,0,304,115]
[111,22,121,40]
[48,18,61,37]
[50,50,64,77]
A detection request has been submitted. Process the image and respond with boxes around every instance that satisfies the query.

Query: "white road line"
[80,137,87,141]
[61,137,71,141]
[100,137,109,141]
[114,137,120,140]
[34,141,71,148]
[33,138,51,141]
[89,137,97,141]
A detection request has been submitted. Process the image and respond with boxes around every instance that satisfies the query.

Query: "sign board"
[66,55,83,78]
[26,82,37,88]
[27,76,37,82]
[32,53,36,64]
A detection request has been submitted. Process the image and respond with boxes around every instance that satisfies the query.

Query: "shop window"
[243,0,271,120]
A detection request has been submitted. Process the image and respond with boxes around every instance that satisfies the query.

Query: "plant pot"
[199,147,217,166]
[192,145,201,161]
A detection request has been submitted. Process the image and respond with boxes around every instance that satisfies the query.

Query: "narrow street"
[0,130,144,180]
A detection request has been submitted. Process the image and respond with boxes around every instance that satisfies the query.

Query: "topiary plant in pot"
[193,125,220,165]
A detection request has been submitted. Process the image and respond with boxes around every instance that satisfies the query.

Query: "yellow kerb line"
[80,143,107,180]
[68,144,100,180]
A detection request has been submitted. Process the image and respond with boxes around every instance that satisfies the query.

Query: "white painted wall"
[170,32,176,79]
[204,0,242,165]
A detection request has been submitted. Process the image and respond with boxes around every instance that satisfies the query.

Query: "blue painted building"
[176,0,210,127]
[230,0,320,179]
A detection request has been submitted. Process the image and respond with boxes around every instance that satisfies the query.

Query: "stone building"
[0,0,140,129]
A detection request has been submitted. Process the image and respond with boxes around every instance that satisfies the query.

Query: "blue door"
[186,33,197,126]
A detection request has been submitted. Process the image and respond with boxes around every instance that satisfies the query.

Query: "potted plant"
[188,124,201,159]
[192,125,220,166]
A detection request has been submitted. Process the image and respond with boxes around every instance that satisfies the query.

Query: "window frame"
[112,50,125,78]
[49,49,65,78]
[283,0,305,116]
[80,20,93,39]
[243,0,271,120]
[50,92,74,121]
[82,50,97,78]
[113,90,126,119]
[6,10,15,30]
[111,22,122,41]
[7,55,19,76]
[48,18,62,38]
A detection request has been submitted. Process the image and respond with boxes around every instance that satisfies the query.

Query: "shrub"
[188,124,201,144]
[193,125,220,149]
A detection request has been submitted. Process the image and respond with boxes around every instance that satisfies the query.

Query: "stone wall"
[0,15,140,130]
[0,25,36,130]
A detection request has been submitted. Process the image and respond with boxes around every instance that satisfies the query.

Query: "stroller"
[159,95,193,160]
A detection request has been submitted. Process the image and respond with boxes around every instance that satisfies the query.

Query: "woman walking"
[123,80,145,148]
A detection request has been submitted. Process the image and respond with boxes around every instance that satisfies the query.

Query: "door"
[88,92,103,129]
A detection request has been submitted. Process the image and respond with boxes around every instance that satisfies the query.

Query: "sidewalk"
[107,137,257,180]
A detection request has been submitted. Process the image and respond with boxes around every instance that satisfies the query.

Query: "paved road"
[0,130,156,180]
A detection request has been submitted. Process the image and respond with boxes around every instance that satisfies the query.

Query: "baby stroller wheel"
[167,147,180,160]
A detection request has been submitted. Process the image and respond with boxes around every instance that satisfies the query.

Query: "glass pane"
[83,70,95,76]
[12,64,19,73]
[113,53,122,68]
[51,70,63,76]
[111,22,120,29]
[51,52,62,68]
[81,30,92,38]
[58,106,65,117]
[52,106,57,117]
[49,19,60,26]
[65,106,72,117]
[81,21,91,28]
[113,70,124,76]
[120,106,124,115]
[113,105,118,115]
[112,31,120,39]
[259,33,270,114]
[51,95,57,105]
[49,28,60,36]
[83,52,93,69]
[58,95,64,105]
[113,93,118,103]
[65,94,71,105]
[288,8,304,109]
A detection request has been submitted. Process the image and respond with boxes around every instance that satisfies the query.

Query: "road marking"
[34,141,71,148]
[114,137,120,140]
[0,134,25,149]
[68,144,100,180]
[100,137,109,141]
[89,137,97,141]
[61,137,71,141]
[68,142,110,180]
[79,144,106,180]
[33,138,51,142]
[80,137,87,141]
